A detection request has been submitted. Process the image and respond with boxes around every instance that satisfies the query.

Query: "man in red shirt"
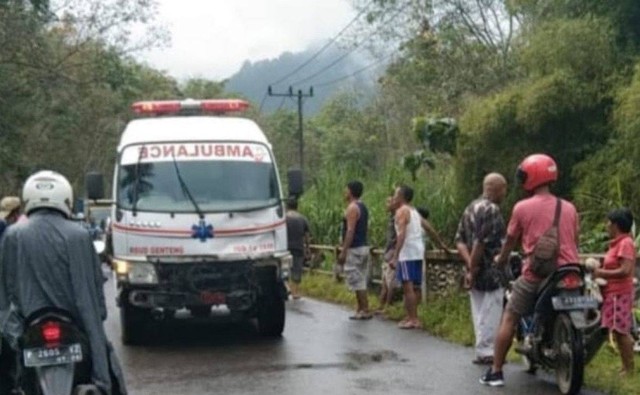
[480,154,580,387]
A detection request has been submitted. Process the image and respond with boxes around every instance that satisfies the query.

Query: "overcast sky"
[137,0,356,81]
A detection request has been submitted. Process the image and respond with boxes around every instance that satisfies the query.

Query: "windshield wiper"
[131,145,145,217]
[171,155,205,220]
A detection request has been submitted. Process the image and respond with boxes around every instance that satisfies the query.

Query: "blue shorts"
[397,260,423,286]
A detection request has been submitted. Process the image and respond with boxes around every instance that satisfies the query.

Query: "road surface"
[103,271,602,395]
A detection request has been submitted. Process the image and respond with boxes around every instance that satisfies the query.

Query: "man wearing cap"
[0,196,21,239]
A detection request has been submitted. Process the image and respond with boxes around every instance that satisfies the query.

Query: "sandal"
[350,312,373,320]
[398,320,421,329]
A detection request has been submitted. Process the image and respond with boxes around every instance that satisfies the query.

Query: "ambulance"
[86,99,300,345]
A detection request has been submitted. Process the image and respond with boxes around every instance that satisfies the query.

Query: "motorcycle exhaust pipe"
[582,310,602,330]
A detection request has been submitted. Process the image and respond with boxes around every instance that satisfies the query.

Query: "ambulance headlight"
[114,260,158,285]
[129,262,158,284]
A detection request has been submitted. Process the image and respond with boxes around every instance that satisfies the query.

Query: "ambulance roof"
[118,116,269,151]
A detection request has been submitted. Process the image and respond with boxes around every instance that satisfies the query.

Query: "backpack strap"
[553,198,562,227]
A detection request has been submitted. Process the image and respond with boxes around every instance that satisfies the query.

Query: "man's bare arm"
[495,234,518,266]
[392,207,409,264]
[421,219,449,251]
[338,204,359,264]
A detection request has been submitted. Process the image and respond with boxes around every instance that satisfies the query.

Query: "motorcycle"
[13,308,100,395]
[507,256,606,395]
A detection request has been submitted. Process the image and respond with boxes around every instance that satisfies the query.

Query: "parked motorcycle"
[507,256,605,395]
[14,308,100,395]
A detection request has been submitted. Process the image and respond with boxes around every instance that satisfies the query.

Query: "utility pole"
[268,86,314,172]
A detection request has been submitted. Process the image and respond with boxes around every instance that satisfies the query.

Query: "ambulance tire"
[121,301,150,346]
[257,293,285,337]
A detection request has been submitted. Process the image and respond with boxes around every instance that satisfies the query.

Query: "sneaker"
[479,368,504,387]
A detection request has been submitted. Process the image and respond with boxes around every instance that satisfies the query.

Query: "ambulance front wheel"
[257,293,285,337]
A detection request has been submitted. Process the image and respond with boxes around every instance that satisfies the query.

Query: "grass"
[299,272,640,395]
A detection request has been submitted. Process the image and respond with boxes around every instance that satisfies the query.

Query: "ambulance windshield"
[117,143,280,213]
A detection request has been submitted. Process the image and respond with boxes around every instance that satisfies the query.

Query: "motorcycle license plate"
[23,344,83,367]
[552,295,598,310]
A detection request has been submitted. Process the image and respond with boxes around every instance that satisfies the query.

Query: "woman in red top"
[595,208,637,376]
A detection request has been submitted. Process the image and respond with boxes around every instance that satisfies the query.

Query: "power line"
[275,96,287,112]
[289,4,409,87]
[258,91,269,114]
[269,0,374,87]
[314,53,396,88]
[268,87,314,172]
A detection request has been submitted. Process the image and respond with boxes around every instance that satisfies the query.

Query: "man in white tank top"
[391,185,425,330]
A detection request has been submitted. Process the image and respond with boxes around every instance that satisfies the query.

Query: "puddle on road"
[244,350,407,374]
[344,350,408,367]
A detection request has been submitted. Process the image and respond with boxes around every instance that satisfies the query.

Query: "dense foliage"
[2,0,640,250]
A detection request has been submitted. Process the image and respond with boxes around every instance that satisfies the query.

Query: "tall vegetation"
[3,0,640,250]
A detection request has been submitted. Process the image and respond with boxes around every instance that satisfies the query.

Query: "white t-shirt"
[396,207,425,261]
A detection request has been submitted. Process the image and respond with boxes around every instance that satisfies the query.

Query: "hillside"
[226,45,380,114]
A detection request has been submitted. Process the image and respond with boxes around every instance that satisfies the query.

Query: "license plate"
[200,291,225,305]
[23,344,83,367]
[552,296,598,311]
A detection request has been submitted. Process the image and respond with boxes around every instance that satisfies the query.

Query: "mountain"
[226,45,381,115]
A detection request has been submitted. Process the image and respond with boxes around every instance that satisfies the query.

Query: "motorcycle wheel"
[554,313,584,395]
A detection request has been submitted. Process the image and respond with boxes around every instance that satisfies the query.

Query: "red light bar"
[131,99,249,116]
[132,101,181,115]
[200,99,249,113]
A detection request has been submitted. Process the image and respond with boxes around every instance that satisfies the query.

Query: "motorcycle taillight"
[41,321,62,344]
[559,273,583,289]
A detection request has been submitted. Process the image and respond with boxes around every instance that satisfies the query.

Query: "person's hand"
[388,257,397,270]
[462,269,474,290]
[338,250,347,265]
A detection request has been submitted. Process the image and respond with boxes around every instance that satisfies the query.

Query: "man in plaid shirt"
[455,173,507,365]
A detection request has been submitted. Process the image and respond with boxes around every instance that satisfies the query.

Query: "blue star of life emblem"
[192,220,214,242]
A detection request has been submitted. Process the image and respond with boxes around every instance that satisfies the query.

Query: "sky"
[138,0,356,81]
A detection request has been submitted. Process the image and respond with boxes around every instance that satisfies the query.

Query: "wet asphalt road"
[103,271,603,395]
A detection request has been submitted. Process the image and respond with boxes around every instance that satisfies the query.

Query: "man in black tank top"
[338,181,371,320]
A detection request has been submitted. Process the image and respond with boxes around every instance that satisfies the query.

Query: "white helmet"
[23,171,73,218]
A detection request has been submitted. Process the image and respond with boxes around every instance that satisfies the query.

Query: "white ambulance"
[87,99,301,345]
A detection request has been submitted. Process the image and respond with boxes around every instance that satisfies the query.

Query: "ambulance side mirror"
[287,169,303,197]
[86,172,105,200]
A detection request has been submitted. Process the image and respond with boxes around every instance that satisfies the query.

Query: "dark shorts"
[397,260,423,287]
[290,254,304,283]
[506,277,540,317]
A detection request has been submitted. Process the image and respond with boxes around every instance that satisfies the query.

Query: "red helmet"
[516,154,558,191]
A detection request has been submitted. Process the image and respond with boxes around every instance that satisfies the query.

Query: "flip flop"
[349,312,373,320]
[398,320,421,329]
